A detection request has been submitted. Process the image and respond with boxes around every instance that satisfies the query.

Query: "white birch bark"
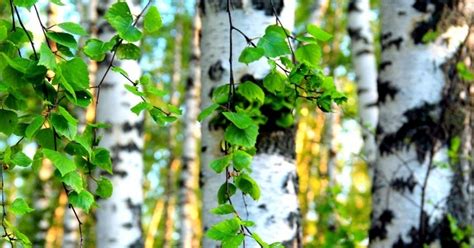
[200,1,300,247]
[178,5,202,248]
[370,1,471,247]
[347,0,378,166]
[95,0,144,247]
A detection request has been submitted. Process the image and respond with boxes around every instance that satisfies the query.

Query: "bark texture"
[200,1,300,247]
[348,0,378,166]
[95,0,145,247]
[370,1,472,247]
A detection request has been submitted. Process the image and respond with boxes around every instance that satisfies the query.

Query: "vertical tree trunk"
[95,0,145,247]
[370,1,472,247]
[178,4,202,248]
[347,0,378,166]
[200,1,300,247]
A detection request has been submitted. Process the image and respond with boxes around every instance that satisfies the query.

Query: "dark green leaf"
[210,155,232,173]
[96,177,113,198]
[35,129,55,149]
[69,190,94,213]
[116,43,141,60]
[46,31,77,49]
[237,81,264,104]
[58,22,87,36]
[105,2,142,42]
[26,115,44,138]
[205,218,240,241]
[198,103,220,121]
[12,151,32,167]
[10,198,34,215]
[51,113,77,140]
[60,58,89,90]
[212,84,230,104]
[92,148,112,173]
[307,24,332,41]
[239,47,264,64]
[62,171,83,193]
[218,183,236,204]
[43,149,76,176]
[224,123,258,148]
[144,6,162,33]
[58,106,78,125]
[210,204,235,215]
[222,112,253,129]
[0,109,18,135]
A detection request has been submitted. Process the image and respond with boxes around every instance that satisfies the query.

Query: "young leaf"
[257,25,290,57]
[205,217,241,241]
[46,31,77,49]
[307,24,332,41]
[38,43,57,69]
[92,148,112,173]
[13,0,38,9]
[217,183,237,204]
[131,102,151,115]
[124,84,145,97]
[235,173,260,200]
[144,6,162,33]
[210,155,232,173]
[232,150,252,171]
[295,44,321,67]
[58,22,87,36]
[11,151,32,167]
[239,47,264,64]
[96,177,113,198]
[62,171,84,193]
[25,115,45,138]
[198,103,220,122]
[105,2,142,42]
[210,204,235,215]
[263,71,286,94]
[252,233,268,247]
[222,234,245,248]
[69,190,94,213]
[212,84,230,104]
[43,149,76,176]
[0,109,18,135]
[10,198,34,215]
[237,81,265,104]
[224,123,259,148]
[83,38,115,61]
[222,112,253,129]
[116,43,141,60]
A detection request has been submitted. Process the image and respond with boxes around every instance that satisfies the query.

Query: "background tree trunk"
[370,1,472,247]
[200,1,300,247]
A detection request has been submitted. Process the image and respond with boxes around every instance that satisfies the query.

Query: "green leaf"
[58,22,87,36]
[69,190,94,213]
[218,183,236,204]
[222,234,245,248]
[60,58,89,90]
[131,102,151,115]
[276,113,294,128]
[240,220,255,227]
[224,123,258,148]
[124,84,145,97]
[252,232,268,247]
[51,113,77,140]
[222,112,253,129]
[269,243,285,248]
[263,71,286,94]
[38,43,57,69]
[26,115,44,138]
[105,2,142,42]
[307,24,332,41]
[0,24,7,42]
[235,173,260,200]
[116,43,141,60]
[12,151,32,167]
[206,218,241,241]
[210,155,232,173]
[295,44,321,67]
[5,220,32,245]
[35,128,55,149]
[43,149,76,176]
[257,25,290,57]
[212,84,230,104]
[46,31,77,49]
[210,204,235,215]
[144,6,162,33]
[198,103,220,121]
[0,109,18,135]
[232,150,252,171]
[10,198,34,215]
[13,0,37,9]
[58,106,78,125]
[239,47,264,64]
[62,171,83,193]
[50,0,64,5]
[83,38,115,61]
[92,148,112,173]
[237,81,264,104]
[96,177,113,198]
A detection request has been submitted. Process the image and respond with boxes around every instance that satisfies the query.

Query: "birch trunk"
[200,1,300,247]
[178,5,202,248]
[370,1,472,247]
[347,0,378,166]
[95,0,145,247]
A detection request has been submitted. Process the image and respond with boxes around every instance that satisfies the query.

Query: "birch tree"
[200,1,300,247]
[370,1,473,247]
[94,0,145,247]
[347,0,378,166]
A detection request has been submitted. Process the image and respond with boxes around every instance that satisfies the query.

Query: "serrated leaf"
[235,173,260,200]
[105,2,142,42]
[224,123,258,148]
[116,43,141,60]
[295,44,321,67]
[239,47,264,64]
[257,25,290,58]
[69,190,94,213]
[10,198,34,215]
[263,71,286,94]
[43,149,76,176]
[206,218,240,241]
[210,155,232,173]
[222,234,245,248]
[62,171,83,193]
[60,58,89,90]
[144,6,162,33]
[83,38,115,61]
[58,22,87,36]
[12,151,32,167]
[222,112,253,129]
[198,103,220,121]
[232,150,252,171]
[96,177,113,198]
[210,204,235,215]
[51,113,77,140]
[26,115,44,138]
[92,148,112,173]
[0,109,18,135]
[237,81,264,104]
[307,24,332,41]
[38,43,57,69]
[218,183,236,204]
[46,31,77,49]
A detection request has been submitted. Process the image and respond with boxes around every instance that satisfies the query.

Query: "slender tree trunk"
[347,0,378,166]
[95,0,145,247]
[200,1,300,247]
[178,5,202,248]
[370,1,472,247]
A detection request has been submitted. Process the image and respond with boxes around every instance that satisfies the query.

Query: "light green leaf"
[112,66,129,77]
[131,102,151,115]
[116,43,141,60]
[12,151,32,167]
[295,44,321,67]
[26,115,44,138]
[257,25,290,57]
[235,173,260,200]
[206,218,241,241]
[62,171,83,193]
[58,22,87,36]
[46,31,77,49]
[10,198,34,215]
[92,148,112,173]
[232,150,252,171]
[263,71,286,94]
[222,234,245,248]
[96,177,113,198]
[0,109,18,135]
[83,38,115,61]
[144,6,162,33]
[252,233,268,247]
[0,25,7,41]
[237,81,264,104]
[198,103,220,122]
[210,155,232,173]
[307,24,332,41]
[43,149,76,176]
[239,47,264,64]
[124,84,145,97]
[13,0,37,9]
[105,2,142,42]
[69,190,94,213]
[58,106,78,125]
[218,183,236,204]
[5,220,32,246]
[38,43,57,69]
[51,113,77,140]
[212,84,230,104]
[222,112,253,129]
[224,123,258,148]
[210,204,235,215]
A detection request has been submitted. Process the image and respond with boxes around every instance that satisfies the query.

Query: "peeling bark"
[200,1,300,247]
